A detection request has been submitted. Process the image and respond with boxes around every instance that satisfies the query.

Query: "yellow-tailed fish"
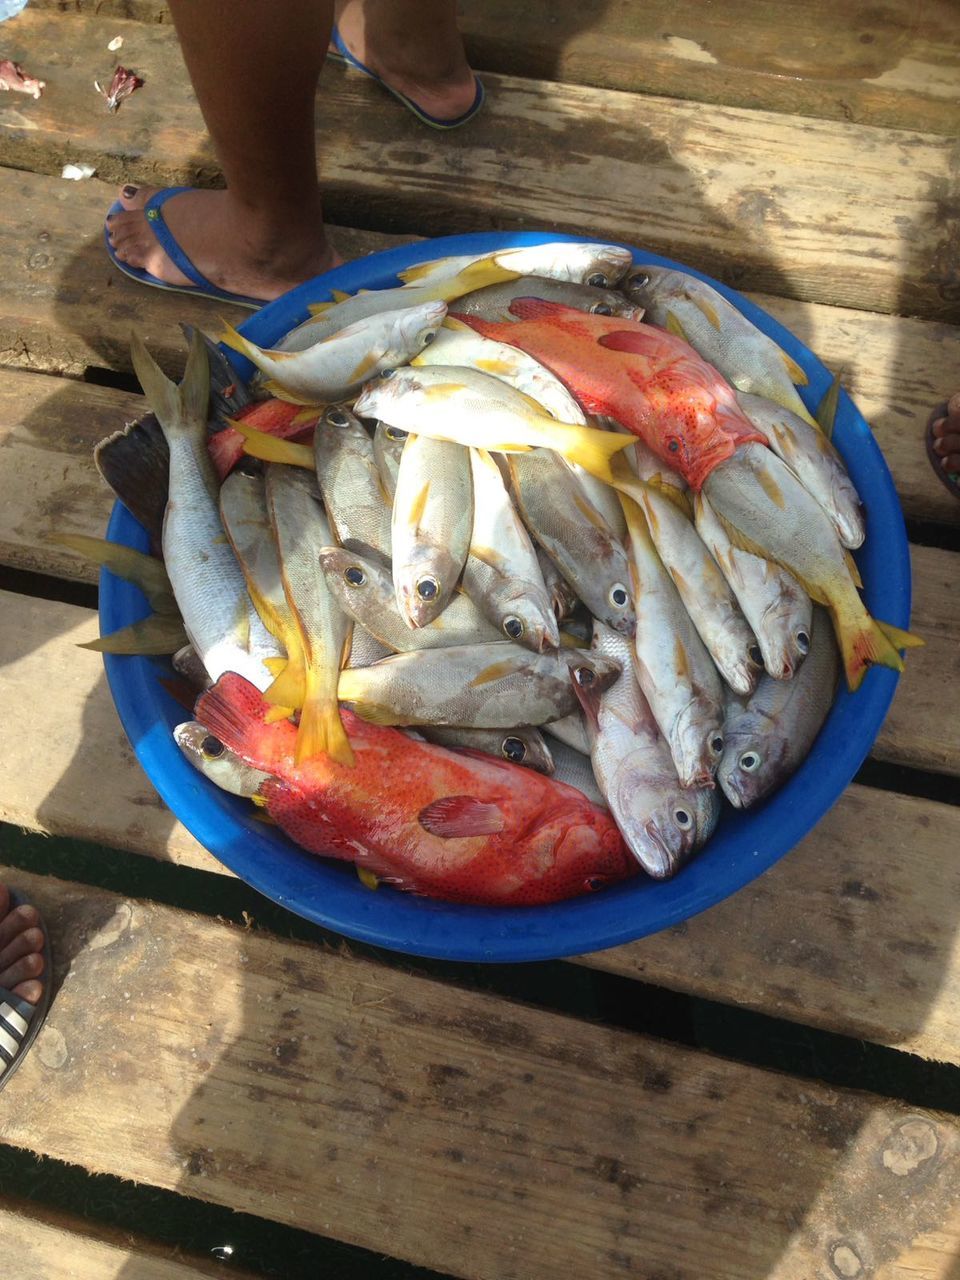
[701,443,921,690]
[220,300,447,404]
[313,405,393,564]
[620,489,725,788]
[617,471,762,696]
[451,276,644,323]
[318,546,502,651]
[47,532,178,615]
[337,642,622,729]
[416,724,556,775]
[506,448,635,636]
[622,265,820,428]
[718,608,839,808]
[574,623,720,878]
[694,490,813,681]
[461,448,559,652]
[373,420,408,499]
[736,391,865,549]
[264,464,354,765]
[391,432,474,627]
[352,365,636,489]
[128,331,277,690]
[396,242,635,291]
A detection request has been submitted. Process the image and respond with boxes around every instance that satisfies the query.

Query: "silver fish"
[391,432,474,627]
[451,276,644,323]
[416,725,555,775]
[736,391,865,550]
[506,448,635,636]
[575,623,720,878]
[319,546,501,651]
[719,608,839,808]
[373,420,407,499]
[174,721,271,797]
[313,404,392,563]
[129,331,276,691]
[336,642,622,729]
[544,712,591,757]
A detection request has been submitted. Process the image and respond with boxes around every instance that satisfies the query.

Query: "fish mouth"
[633,819,681,879]
[717,768,746,810]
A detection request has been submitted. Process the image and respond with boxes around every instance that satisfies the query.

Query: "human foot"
[332,0,482,125]
[106,186,343,305]
[0,884,45,1006]
[927,393,960,498]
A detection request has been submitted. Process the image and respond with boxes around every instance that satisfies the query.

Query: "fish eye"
[380,368,398,380]
[668,439,680,453]
[748,644,763,666]
[502,736,527,762]
[416,575,439,601]
[591,303,614,316]
[608,583,629,609]
[631,271,650,289]
[574,665,596,687]
[344,565,366,587]
[326,407,350,427]
[200,735,225,759]
[385,426,408,441]
[583,876,606,892]
[586,272,609,288]
[503,615,525,640]
[710,734,724,755]
[674,808,692,830]
[739,751,761,772]
[421,329,438,344]
[796,630,810,654]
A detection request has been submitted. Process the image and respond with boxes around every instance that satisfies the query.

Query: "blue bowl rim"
[100,228,911,964]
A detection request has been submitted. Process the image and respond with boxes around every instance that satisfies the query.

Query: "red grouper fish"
[195,673,640,906]
[454,297,767,491]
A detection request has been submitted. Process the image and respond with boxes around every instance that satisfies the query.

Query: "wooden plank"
[0,1197,259,1280]
[5,864,960,1280]
[30,0,960,135]
[1,171,958,530]
[1,12,957,321]
[0,168,406,379]
[2,590,960,1064]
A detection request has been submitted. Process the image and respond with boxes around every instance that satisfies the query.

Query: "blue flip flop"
[0,891,53,1093]
[104,187,264,309]
[327,24,484,130]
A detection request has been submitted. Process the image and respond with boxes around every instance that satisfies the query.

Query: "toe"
[0,925,44,974]
[13,979,43,1005]
[1,951,44,992]
[0,902,38,951]
[117,182,159,212]
[933,432,960,456]
[0,885,9,921]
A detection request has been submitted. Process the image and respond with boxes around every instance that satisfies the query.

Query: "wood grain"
[0,1197,258,1280]
[0,12,956,320]
[5,864,960,1280]
[30,0,960,135]
[2,591,959,1064]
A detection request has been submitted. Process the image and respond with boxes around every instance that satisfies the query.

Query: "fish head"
[173,720,270,798]
[717,719,787,809]
[352,366,420,423]
[494,584,561,652]
[671,698,725,789]
[571,245,635,288]
[318,545,393,609]
[391,300,449,358]
[620,264,678,308]
[513,806,638,903]
[756,595,813,680]
[566,651,623,701]
[394,544,461,628]
[494,729,555,774]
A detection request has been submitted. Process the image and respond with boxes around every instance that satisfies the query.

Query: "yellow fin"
[262,655,289,677]
[347,700,400,727]
[79,614,188,655]
[832,604,904,692]
[47,533,177,614]
[330,288,351,303]
[572,491,612,533]
[264,704,295,724]
[348,350,381,384]
[756,465,787,510]
[663,310,691,343]
[265,660,306,710]
[469,658,522,687]
[780,349,809,386]
[875,620,924,651]
[231,418,315,468]
[562,426,636,485]
[440,316,474,333]
[357,867,380,891]
[673,632,690,680]
[843,550,863,589]
[816,373,841,440]
[688,295,722,330]
[307,300,335,315]
[219,321,288,368]
[407,480,431,532]
[261,380,318,407]
[295,700,355,767]
[647,475,693,519]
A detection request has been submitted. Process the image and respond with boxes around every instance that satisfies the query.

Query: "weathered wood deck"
[0,3,958,1277]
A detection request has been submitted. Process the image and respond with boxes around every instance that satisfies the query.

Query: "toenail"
[122,184,138,198]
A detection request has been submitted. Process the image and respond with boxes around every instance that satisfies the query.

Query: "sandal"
[0,892,52,1092]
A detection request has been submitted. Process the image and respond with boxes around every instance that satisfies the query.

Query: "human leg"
[106,0,341,304]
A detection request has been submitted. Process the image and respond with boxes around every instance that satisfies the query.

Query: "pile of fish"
[92,240,920,907]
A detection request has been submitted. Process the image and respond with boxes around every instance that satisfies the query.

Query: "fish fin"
[128,331,183,434]
[264,704,295,725]
[330,288,351,303]
[232,418,315,468]
[468,658,523,688]
[264,659,306,711]
[875,620,924,651]
[780,350,809,386]
[80,614,188,655]
[357,866,380,890]
[399,257,516,291]
[832,605,905,692]
[262,656,289,677]
[196,673,293,768]
[816,374,841,440]
[597,329,650,356]
[345,700,399,726]
[663,310,692,342]
[506,296,581,324]
[646,475,693,519]
[47,533,177,613]
[348,350,382,384]
[94,413,170,551]
[261,379,317,406]
[563,425,636,485]
[844,549,863,589]
[440,316,474,333]
[295,680,355,767]
[407,480,431,533]
[307,300,335,315]
[756,463,788,510]
[418,796,506,838]
[686,295,722,330]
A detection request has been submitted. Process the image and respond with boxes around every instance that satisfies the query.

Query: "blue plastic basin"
[99,230,910,963]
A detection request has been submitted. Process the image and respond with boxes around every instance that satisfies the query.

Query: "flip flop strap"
[0,990,35,1078]
[143,187,220,294]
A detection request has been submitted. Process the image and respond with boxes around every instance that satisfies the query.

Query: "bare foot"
[333,0,480,122]
[930,392,960,487]
[106,186,344,304]
[0,885,45,1006]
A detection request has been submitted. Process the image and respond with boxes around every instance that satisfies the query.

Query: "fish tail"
[218,320,266,372]
[264,654,307,710]
[229,418,315,468]
[129,328,210,442]
[831,601,907,692]
[563,425,636,484]
[876,620,924,651]
[295,674,355,767]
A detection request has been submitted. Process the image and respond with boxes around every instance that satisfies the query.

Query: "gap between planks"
[3,863,960,1280]
[0,589,958,1066]
[0,11,957,320]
